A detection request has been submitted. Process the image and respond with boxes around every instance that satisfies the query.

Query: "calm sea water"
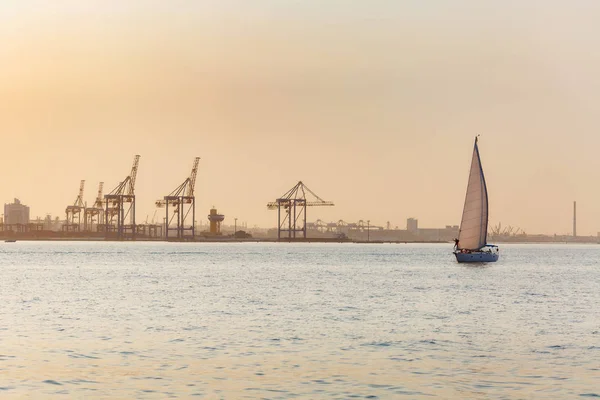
[1,242,598,399]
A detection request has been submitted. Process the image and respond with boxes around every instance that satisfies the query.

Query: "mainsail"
[457,137,488,250]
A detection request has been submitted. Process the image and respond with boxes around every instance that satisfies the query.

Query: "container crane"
[64,180,85,232]
[104,155,140,240]
[267,181,334,240]
[84,182,104,232]
[156,157,200,239]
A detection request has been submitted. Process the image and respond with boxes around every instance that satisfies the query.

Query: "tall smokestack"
[573,201,577,237]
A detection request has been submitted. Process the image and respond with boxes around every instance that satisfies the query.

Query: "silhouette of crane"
[156,157,200,239]
[267,181,334,240]
[84,182,104,232]
[150,210,158,224]
[64,180,85,232]
[104,155,140,240]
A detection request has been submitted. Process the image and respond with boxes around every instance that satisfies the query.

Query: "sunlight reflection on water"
[1,242,599,398]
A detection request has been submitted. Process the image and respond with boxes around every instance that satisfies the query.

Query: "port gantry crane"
[267,181,334,240]
[104,155,140,240]
[156,157,200,240]
[64,180,86,232]
[84,182,104,232]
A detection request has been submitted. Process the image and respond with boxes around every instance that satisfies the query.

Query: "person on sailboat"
[453,238,459,251]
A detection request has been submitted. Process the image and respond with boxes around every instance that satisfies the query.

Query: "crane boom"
[267,181,334,210]
[128,155,141,195]
[266,200,334,209]
[186,157,200,197]
[94,182,104,208]
[75,180,85,207]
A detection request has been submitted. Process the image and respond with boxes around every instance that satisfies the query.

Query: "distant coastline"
[3,236,598,244]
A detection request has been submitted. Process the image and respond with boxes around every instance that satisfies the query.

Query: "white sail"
[457,138,488,250]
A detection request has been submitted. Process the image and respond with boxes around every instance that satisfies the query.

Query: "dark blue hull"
[454,251,499,263]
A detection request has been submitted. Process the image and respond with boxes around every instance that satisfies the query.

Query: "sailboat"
[453,136,499,262]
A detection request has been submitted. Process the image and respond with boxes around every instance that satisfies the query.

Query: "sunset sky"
[2,1,600,234]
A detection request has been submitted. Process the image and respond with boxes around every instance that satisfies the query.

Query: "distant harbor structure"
[1,153,599,244]
[4,198,30,226]
[303,218,459,242]
[407,218,418,233]
[267,181,334,240]
[573,201,577,237]
[208,208,224,235]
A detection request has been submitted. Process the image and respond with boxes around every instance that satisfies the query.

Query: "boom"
[128,155,140,195]
[186,157,200,197]
[75,180,85,207]
[94,182,104,208]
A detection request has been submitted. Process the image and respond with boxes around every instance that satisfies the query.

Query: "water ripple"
[0,242,598,398]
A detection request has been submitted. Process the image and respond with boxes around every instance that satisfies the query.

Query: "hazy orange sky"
[2,1,600,235]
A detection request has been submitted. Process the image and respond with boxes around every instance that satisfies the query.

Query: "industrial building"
[407,218,418,233]
[4,198,30,226]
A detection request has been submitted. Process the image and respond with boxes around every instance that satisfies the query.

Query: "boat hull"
[454,251,499,263]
